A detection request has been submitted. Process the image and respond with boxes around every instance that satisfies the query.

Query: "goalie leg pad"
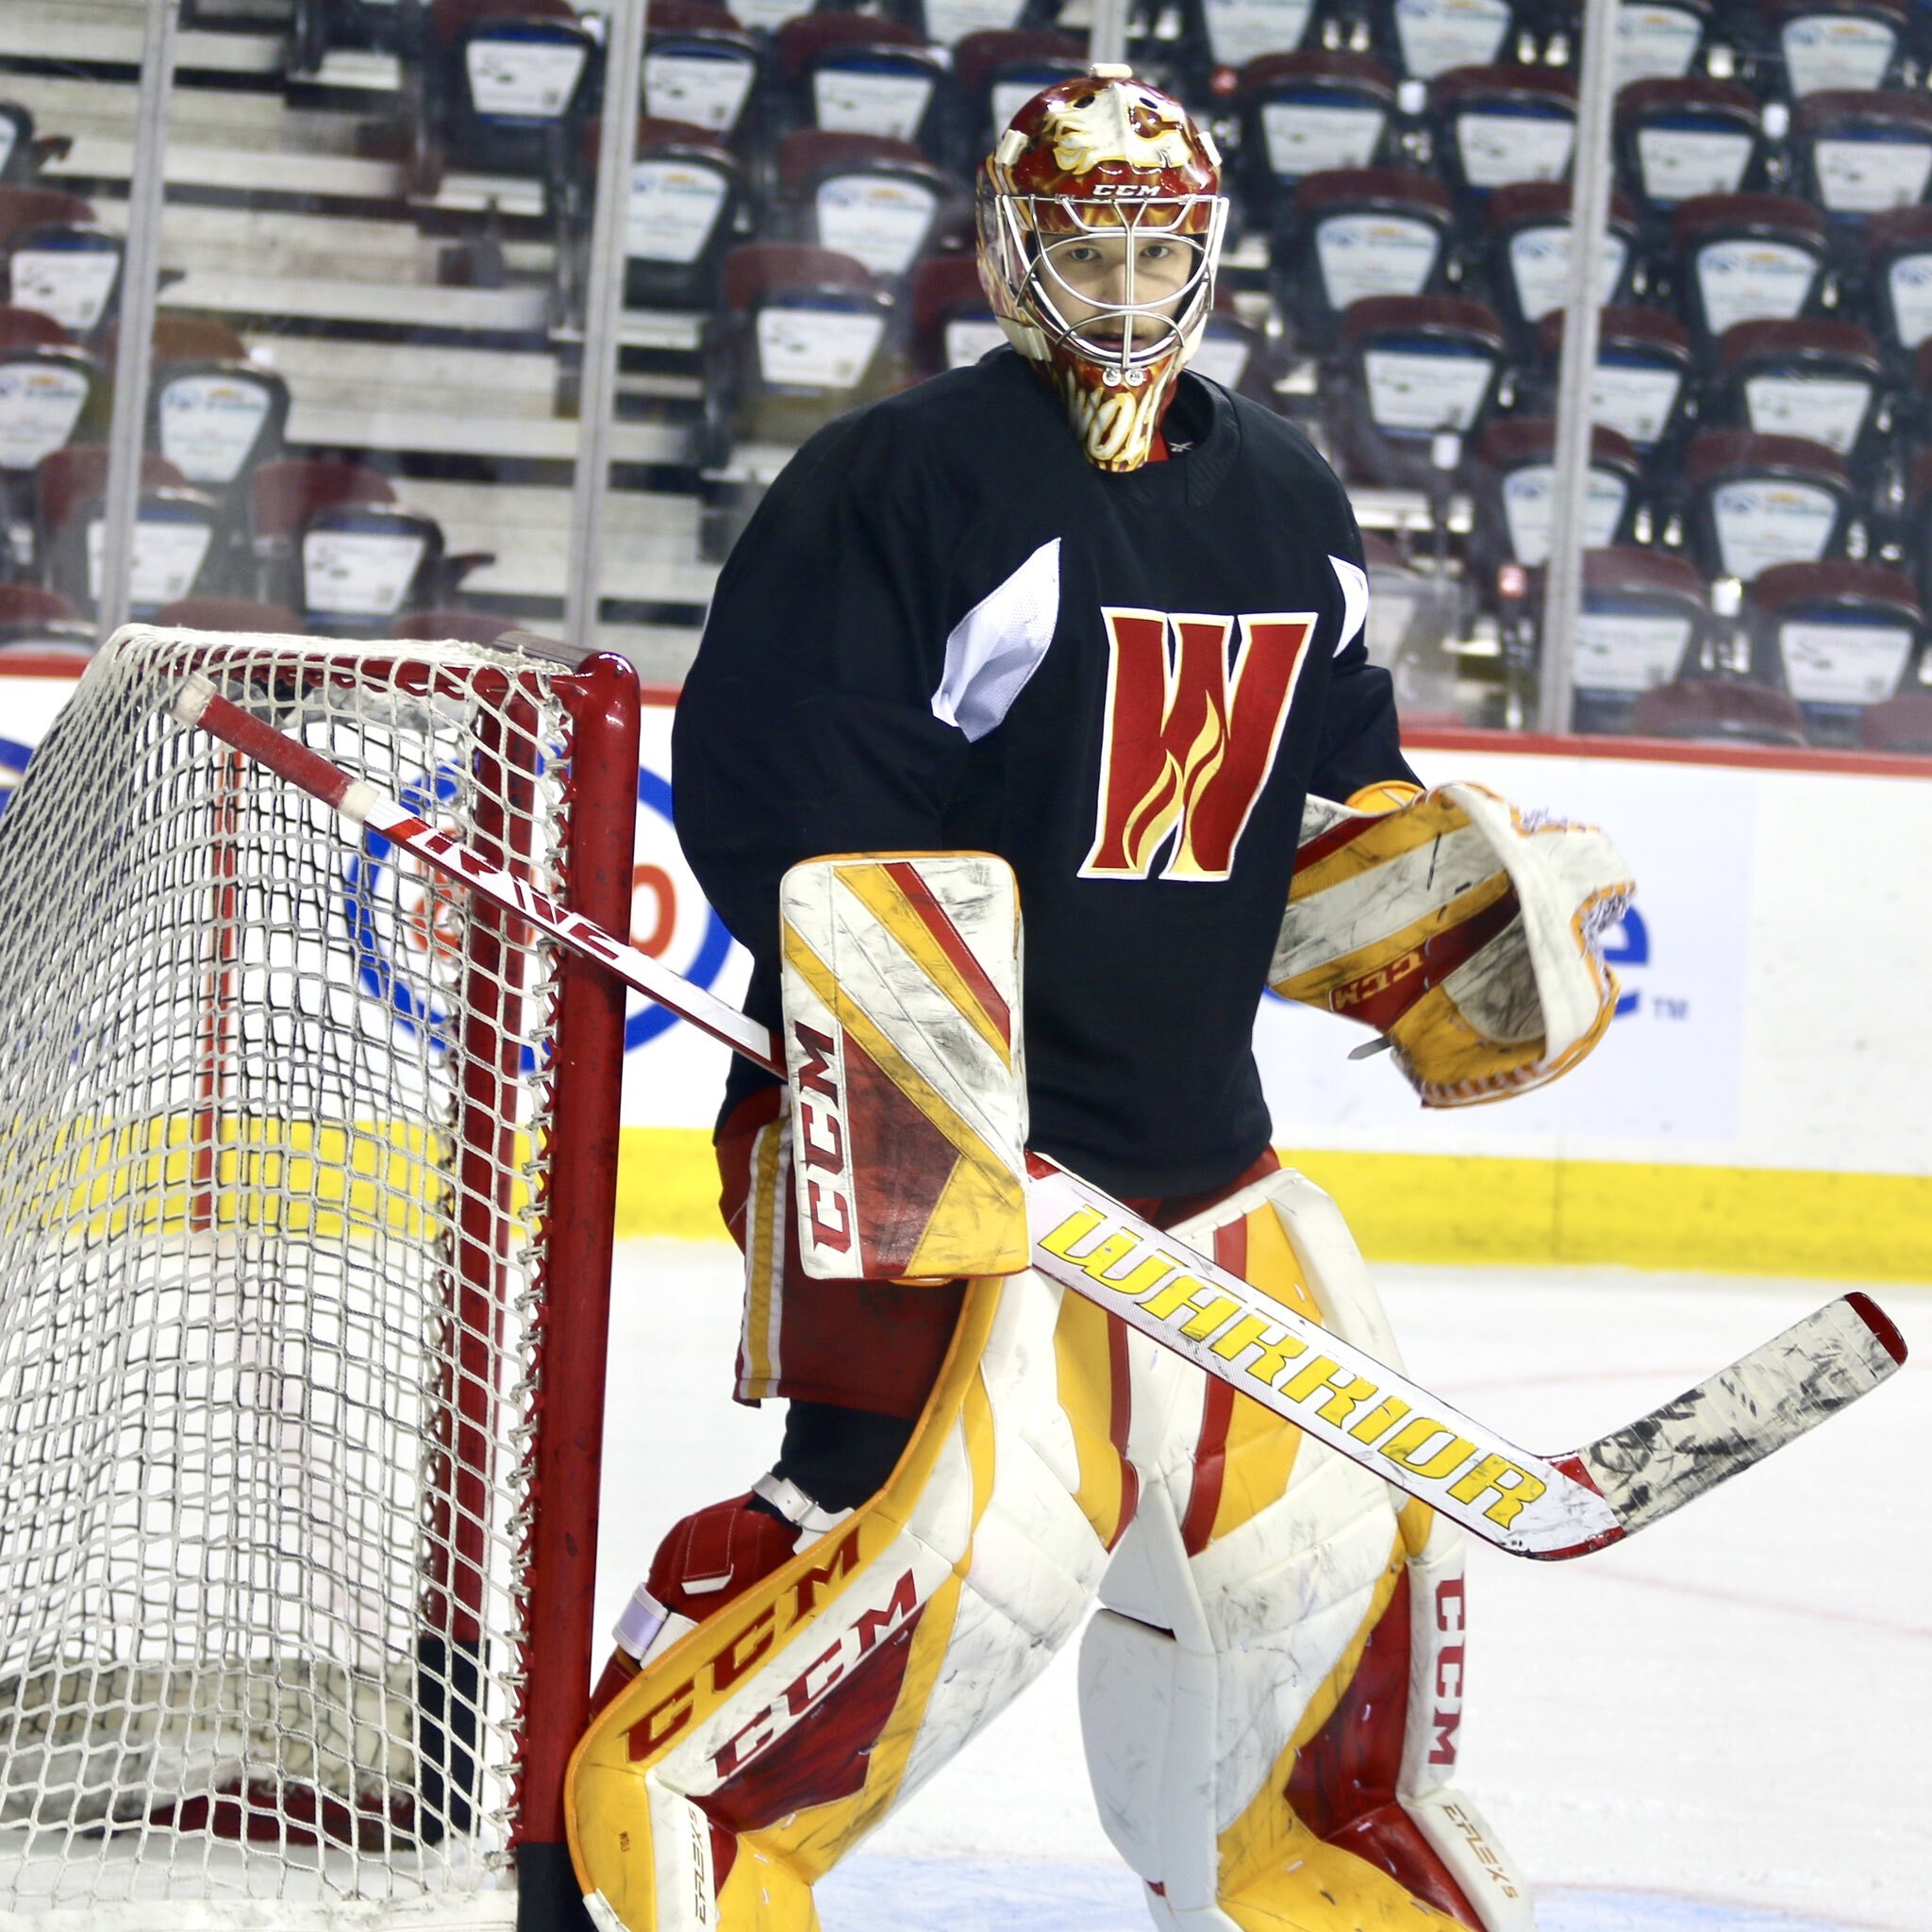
[568,1257,1140,1930]
[1079,1169,1537,1932]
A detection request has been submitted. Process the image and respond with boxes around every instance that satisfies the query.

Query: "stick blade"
[1576,1291,1907,1540]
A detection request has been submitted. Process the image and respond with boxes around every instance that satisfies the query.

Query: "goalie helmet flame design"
[976,65,1228,473]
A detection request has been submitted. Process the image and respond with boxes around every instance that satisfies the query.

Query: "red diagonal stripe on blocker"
[881,860,1013,1047]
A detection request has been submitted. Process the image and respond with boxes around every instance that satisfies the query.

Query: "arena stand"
[4,0,1932,718]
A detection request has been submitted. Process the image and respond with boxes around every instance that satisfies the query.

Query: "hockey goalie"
[567,67,1632,1932]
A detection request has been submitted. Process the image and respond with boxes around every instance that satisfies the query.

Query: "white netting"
[0,627,582,1918]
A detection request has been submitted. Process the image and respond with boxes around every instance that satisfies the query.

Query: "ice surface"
[600,1242,1928,1932]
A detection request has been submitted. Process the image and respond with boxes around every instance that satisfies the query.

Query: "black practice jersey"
[674,349,1416,1200]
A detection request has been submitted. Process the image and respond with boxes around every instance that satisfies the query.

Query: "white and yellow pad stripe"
[779,853,1030,1283]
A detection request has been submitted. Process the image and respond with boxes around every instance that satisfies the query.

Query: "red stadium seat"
[116,315,291,507]
[1744,558,1924,741]
[953,30,1085,150]
[1532,306,1695,467]
[1681,427,1853,583]
[775,15,948,158]
[1271,167,1455,352]
[389,608,525,644]
[775,130,950,282]
[1472,417,1641,580]
[1429,65,1578,208]
[1376,0,1522,81]
[912,0,1033,52]
[0,103,73,190]
[910,252,1001,377]
[36,446,222,619]
[421,0,597,192]
[1790,89,1932,223]
[715,242,897,453]
[1632,676,1809,743]
[0,187,124,343]
[642,1,758,144]
[1329,293,1508,488]
[155,594,305,634]
[1761,0,1909,99]
[1710,318,1887,471]
[1672,193,1829,349]
[1236,54,1400,225]
[1861,202,1932,360]
[0,304,102,573]
[1541,0,1713,83]
[1856,689,1932,750]
[1567,545,1712,734]
[1485,182,1641,341]
[1615,76,1763,219]
[576,115,745,314]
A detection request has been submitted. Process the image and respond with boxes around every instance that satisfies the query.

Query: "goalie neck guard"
[976,65,1227,474]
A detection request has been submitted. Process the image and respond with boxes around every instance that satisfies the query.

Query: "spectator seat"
[642,1,759,143]
[952,29,1086,152]
[250,458,485,636]
[591,115,745,312]
[1710,317,1887,470]
[389,608,525,644]
[1375,0,1523,81]
[1329,292,1508,487]
[37,447,222,619]
[1790,89,1932,224]
[1856,689,1932,749]
[0,188,124,343]
[1744,557,1924,741]
[1680,427,1853,582]
[776,129,949,281]
[1533,306,1695,467]
[716,242,897,451]
[776,15,947,156]
[1632,675,1809,742]
[423,0,599,189]
[1485,181,1640,341]
[1615,76,1762,221]
[1672,193,1829,350]
[1568,544,1712,733]
[0,102,73,188]
[0,306,102,569]
[1272,167,1454,351]
[132,315,291,509]
[1430,64,1579,208]
[1860,202,1932,360]
[0,581,92,658]
[910,252,1004,376]
[1237,53,1398,225]
[1471,417,1641,576]
[1761,0,1909,98]
[155,594,305,634]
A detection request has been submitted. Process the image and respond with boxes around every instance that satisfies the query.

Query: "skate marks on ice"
[816,1860,1861,1932]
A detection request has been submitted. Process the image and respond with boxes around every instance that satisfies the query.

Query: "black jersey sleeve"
[1305,505,1422,805]
[672,407,974,972]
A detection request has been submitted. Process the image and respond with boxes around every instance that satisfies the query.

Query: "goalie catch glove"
[1272,781,1635,1108]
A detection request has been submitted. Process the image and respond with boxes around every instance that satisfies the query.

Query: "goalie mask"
[976,65,1227,473]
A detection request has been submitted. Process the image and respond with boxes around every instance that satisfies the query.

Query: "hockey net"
[0,626,636,1925]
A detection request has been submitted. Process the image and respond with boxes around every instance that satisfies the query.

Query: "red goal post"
[0,625,635,1929]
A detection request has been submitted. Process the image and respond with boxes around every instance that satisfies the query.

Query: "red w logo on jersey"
[1081,608,1316,880]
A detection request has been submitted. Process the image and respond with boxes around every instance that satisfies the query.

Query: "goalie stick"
[171,671,1907,1562]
